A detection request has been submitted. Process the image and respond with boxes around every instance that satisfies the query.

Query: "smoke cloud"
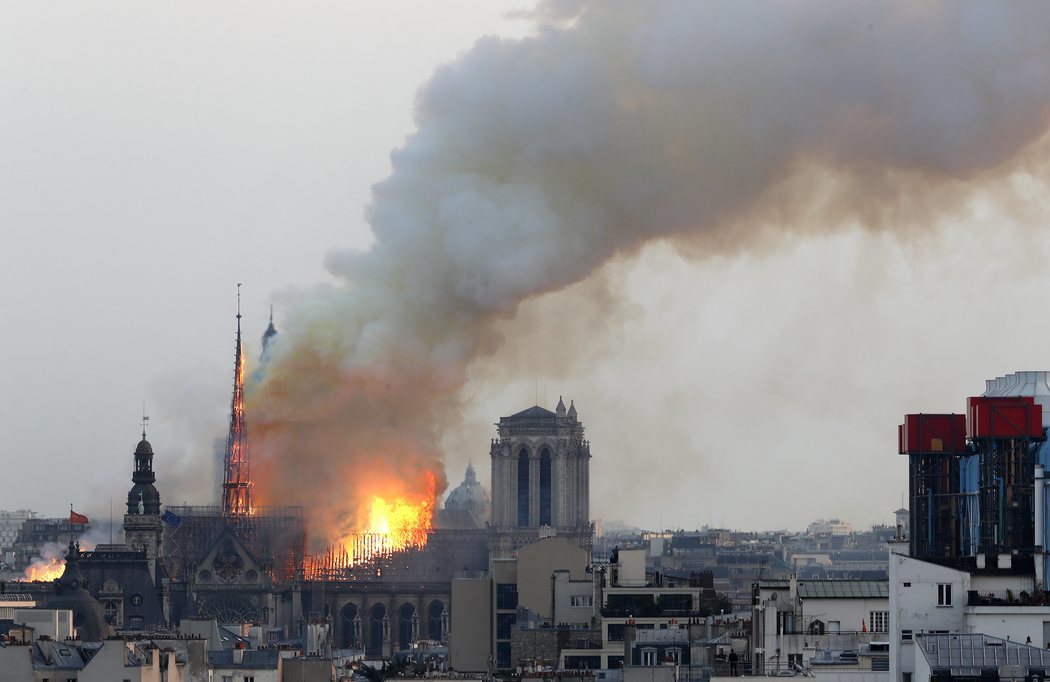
[247,1,1050,543]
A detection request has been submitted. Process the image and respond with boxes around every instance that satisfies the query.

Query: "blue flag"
[161,509,182,529]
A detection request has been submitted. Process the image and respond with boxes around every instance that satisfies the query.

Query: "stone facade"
[490,399,592,556]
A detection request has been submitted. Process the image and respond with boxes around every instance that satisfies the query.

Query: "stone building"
[76,434,168,630]
[490,398,592,556]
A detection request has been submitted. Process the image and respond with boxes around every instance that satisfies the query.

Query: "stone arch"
[368,603,386,656]
[340,602,360,649]
[517,448,530,527]
[427,599,446,641]
[397,602,415,651]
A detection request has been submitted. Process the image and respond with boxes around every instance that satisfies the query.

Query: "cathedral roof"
[508,405,557,420]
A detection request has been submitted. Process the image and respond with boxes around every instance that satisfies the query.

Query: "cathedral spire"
[222,284,252,516]
[261,303,277,355]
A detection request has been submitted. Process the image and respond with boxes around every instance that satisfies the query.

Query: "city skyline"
[4,2,1050,533]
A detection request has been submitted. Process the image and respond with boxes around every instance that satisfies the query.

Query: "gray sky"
[3,2,1050,533]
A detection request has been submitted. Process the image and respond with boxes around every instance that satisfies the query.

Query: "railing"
[966,589,1045,607]
[753,660,814,677]
[0,594,35,602]
[601,609,708,618]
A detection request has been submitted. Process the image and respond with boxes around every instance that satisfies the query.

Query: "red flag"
[861,618,868,633]
[70,510,89,525]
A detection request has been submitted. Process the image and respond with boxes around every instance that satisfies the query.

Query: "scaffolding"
[162,505,305,585]
[973,437,1037,553]
[304,533,426,582]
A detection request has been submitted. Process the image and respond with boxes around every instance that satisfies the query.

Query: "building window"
[607,623,625,641]
[222,677,233,682]
[517,449,530,527]
[571,595,593,608]
[903,674,912,682]
[869,611,889,633]
[901,629,913,641]
[497,613,515,640]
[540,448,552,526]
[130,593,143,606]
[666,648,682,664]
[937,583,952,607]
[245,677,254,682]
[641,648,657,666]
[497,641,512,669]
[496,583,518,610]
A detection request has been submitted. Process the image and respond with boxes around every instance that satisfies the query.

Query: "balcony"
[966,589,1046,607]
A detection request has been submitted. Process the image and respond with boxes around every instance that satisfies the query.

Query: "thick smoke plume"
[247,1,1050,544]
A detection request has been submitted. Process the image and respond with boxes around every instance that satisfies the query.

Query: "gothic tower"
[124,431,163,577]
[222,285,253,517]
[489,397,591,556]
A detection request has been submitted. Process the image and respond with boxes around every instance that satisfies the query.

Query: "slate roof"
[798,580,888,599]
[507,405,557,420]
[208,648,280,669]
[755,579,888,599]
[918,633,1050,676]
[31,641,102,670]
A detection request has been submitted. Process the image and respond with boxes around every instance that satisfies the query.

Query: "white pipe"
[1035,464,1045,553]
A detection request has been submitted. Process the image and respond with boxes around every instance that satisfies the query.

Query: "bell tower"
[124,428,163,579]
[489,397,592,556]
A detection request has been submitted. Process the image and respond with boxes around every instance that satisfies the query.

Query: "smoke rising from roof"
[246,1,1050,542]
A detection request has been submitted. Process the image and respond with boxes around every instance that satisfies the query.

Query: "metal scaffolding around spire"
[222,283,253,516]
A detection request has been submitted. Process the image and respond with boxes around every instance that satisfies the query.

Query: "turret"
[127,433,161,515]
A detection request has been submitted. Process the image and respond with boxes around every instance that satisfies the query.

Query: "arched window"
[368,603,386,656]
[517,449,530,527]
[397,603,415,651]
[427,600,446,641]
[340,603,359,648]
[540,448,552,526]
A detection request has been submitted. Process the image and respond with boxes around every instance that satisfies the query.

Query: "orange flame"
[306,471,436,577]
[17,538,96,582]
[20,556,64,582]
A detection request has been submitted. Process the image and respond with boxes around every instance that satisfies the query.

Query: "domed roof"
[47,542,113,641]
[445,463,490,517]
[135,437,154,457]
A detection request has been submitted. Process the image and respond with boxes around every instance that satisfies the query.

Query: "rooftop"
[755,579,889,599]
[507,405,557,420]
[918,633,1050,675]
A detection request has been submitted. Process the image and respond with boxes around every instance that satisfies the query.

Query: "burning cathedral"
[37,299,592,658]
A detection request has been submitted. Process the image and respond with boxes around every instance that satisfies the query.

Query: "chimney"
[233,640,246,664]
